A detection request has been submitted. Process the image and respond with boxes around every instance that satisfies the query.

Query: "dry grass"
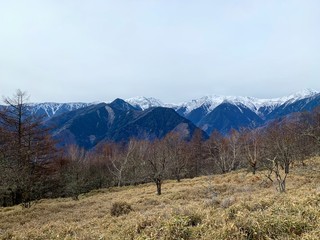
[1,157,320,240]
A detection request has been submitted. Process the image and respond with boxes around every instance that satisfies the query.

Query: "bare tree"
[206,131,234,174]
[107,140,137,187]
[88,150,112,189]
[264,157,288,193]
[63,145,89,200]
[241,128,263,174]
[188,129,205,176]
[227,129,242,171]
[0,90,57,207]
[164,133,188,182]
[124,140,150,185]
[145,140,168,195]
[301,107,320,155]
[262,119,304,192]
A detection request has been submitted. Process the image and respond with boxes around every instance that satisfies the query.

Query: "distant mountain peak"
[178,95,258,115]
[287,88,319,100]
[174,89,319,116]
[296,88,318,95]
[111,98,128,104]
[109,98,138,111]
[25,102,93,119]
[126,96,165,110]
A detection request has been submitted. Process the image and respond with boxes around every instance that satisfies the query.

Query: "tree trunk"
[284,163,290,174]
[176,176,181,182]
[99,179,102,189]
[2,197,7,207]
[14,188,22,205]
[279,179,286,193]
[252,162,257,175]
[176,170,181,182]
[155,178,162,195]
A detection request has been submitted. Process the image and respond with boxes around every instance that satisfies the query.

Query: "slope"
[1,157,319,239]
[198,102,263,134]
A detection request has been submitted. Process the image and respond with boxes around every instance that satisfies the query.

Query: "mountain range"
[6,89,320,149]
[46,99,205,149]
[127,89,320,134]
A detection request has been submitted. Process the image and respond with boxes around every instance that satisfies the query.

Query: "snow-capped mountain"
[126,89,319,116]
[275,89,319,106]
[263,89,320,121]
[48,99,206,149]
[4,89,319,137]
[125,96,166,110]
[26,102,94,119]
[173,89,320,133]
[177,89,319,116]
[177,95,259,115]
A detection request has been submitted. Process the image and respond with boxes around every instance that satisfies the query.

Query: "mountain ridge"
[126,89,319,116]
[3,89,319,139]
[20,89,319,120]
[47,101,207,149]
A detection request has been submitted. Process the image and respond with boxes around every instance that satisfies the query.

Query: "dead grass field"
[1,157,319,240]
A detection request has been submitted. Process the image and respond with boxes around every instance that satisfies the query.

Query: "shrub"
[136,218,154,234]
[231,209,313,239]
[187,213,202,227]
[164,215,192,240]
[161,212,202,240]
[110,201,133,217]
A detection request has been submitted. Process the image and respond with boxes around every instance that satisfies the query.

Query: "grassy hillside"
[1,157,319,240]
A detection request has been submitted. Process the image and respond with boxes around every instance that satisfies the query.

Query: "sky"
[1,0,320,103]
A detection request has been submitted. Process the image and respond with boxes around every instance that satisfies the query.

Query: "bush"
[160,212,202,240]
[164,215,192,240]
[110,201,133,217]
[229,208,314,239]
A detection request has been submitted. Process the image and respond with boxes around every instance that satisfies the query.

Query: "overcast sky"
[1,0,320,103]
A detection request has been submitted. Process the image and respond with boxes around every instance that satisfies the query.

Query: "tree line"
[1,90,320,207]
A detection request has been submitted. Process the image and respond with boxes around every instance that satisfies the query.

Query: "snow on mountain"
[249,89,319,114]
[24,89,319,120]
[27,102,94,118]
[178,95,259,115]
[279,89,319,105]
[177,89,320,116]
[125,96,166,110]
